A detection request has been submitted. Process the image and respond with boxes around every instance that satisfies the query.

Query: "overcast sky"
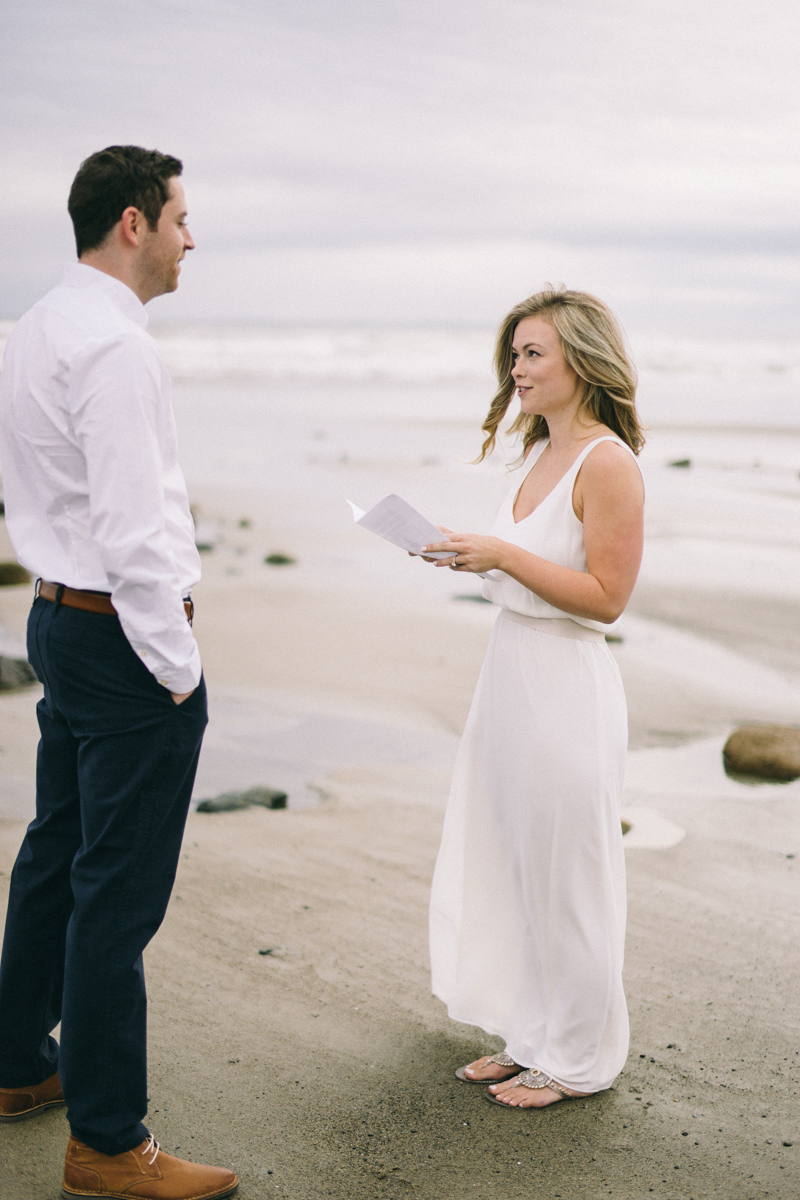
[1,0,797,334]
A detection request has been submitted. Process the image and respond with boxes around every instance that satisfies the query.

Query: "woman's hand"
[408,526,459,563]
[420,532,509,574]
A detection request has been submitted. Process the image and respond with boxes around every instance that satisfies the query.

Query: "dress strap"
[569,435,637,476]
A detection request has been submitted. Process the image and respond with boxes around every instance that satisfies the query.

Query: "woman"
[422,287,644,1109]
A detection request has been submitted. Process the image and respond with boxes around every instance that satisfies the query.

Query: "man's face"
[138,177,194,300]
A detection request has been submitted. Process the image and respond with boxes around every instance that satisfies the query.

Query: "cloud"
[143,236,799,339]
[1,0,797,331]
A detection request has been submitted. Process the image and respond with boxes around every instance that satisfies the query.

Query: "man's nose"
[184,227,195,251]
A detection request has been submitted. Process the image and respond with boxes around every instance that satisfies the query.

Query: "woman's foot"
[488,1068,590,1108]
[459,1053,521,1083]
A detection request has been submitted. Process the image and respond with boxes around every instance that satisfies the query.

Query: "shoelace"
[143,1136,161,1167]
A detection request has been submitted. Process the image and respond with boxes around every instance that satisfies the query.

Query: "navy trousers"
[0,596,207,1155]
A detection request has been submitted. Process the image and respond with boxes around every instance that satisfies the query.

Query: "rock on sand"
[722,723,800,782]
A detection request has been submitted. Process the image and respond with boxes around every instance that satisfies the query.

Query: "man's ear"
[119,206,144,248]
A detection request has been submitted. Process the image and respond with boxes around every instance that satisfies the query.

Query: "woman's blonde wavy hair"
[477,286,644,461]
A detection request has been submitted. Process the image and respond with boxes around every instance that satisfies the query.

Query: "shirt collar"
[60,263,149,329]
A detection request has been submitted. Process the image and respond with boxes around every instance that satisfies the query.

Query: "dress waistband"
[499,608,606,642]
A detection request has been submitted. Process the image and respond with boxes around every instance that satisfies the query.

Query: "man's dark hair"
[67,145,183,257]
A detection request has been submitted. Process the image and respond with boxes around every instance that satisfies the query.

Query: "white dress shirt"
[0,263,202,694]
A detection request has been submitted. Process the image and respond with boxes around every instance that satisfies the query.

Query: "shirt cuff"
[148,644,202,695]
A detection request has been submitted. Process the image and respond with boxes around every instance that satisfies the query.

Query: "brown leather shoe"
[62,1134,239,1199]
[0,1070,65,1121]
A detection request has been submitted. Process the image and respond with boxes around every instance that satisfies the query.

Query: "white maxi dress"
[429,435,637,1094]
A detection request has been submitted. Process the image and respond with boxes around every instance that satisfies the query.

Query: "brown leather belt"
[37,580,193,623]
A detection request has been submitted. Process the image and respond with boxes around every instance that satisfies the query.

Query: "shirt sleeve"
[69,331,202,694]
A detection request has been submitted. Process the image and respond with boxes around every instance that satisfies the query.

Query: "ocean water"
[2,322,799,599]
[149,323,800,430]
[154,325,800,601]
[1,318,796,431]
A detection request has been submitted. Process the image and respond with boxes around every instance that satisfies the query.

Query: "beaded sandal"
[485,1067,579,1107]
[455,1051,520,1084]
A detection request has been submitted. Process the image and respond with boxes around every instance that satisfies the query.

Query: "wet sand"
[2,517,800,1199]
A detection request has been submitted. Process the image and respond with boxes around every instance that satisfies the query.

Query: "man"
[0,147,237,1200]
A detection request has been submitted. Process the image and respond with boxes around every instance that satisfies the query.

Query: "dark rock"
[195,543,215,553]
[0,561,31,586]
[723,724,800,782]
[0,656,37,691]
[264,553,296,566]
[452,594,492,603]
[258,948,275,956]
[196,785,288,813]
[668,458,692,468]
[242,786,288,810]
[621,820,631,835]
[195,793,250,812]
[605,633,624,643]
[237,518,251,528]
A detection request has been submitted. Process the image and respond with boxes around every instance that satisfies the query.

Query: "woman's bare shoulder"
[578,438,643,494]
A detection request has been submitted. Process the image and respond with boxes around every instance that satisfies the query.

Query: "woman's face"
[510,316,582,419]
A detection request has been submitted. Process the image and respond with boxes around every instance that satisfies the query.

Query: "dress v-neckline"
[511,436,617,526]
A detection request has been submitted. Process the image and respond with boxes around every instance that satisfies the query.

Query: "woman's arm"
[422,442,644,624]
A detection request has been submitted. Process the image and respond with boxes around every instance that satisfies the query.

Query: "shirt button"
[159,679,168,685]
[140,650,147,657]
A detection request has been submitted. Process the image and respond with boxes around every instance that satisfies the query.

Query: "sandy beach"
[2,460,800,1200]
[1,329,800,1198]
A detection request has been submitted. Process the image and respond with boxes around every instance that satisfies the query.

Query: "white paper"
[346,494,499,580]
[346,499,366,522]
[347,494,453,557]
